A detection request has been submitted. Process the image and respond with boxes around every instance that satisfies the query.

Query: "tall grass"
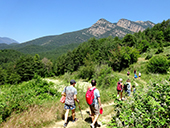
[1,101,64,128]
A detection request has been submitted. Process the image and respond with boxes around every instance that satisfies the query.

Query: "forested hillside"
[0,19,170,127]
[0,19,169,85]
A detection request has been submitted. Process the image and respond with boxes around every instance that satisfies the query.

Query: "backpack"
[124,83,128,91]
[117,82,122,91]
[126,82,131,91]
[85,87,96,105]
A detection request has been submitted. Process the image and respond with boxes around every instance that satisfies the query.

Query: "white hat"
[119,78,122,81]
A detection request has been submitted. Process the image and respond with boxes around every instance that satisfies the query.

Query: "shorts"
[90,104,100,115]
[117,89,123,92]
[64,104,76,110]
[126,90,131,96]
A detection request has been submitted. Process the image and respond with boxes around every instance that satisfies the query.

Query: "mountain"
[0,18,155,54]
[0,37,19,45]
[117,18,155,32]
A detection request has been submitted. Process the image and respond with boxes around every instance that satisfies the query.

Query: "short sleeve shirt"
[90,87,100,105]
[63,86,77,106]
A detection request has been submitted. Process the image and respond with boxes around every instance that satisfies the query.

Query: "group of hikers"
[127,69,141,79]
[61,79,101,128]
[117,78,136,101]
[61,70,139,127]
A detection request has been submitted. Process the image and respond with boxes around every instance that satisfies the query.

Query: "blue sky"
[0,0,169,43]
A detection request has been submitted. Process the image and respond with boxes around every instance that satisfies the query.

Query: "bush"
[155,47,164,54]
[77,65,95,80]
[145,54,153,60]
[0,76,60,123]
[147,55,169,73]
[92,65,117,88]
[109,80,170,127]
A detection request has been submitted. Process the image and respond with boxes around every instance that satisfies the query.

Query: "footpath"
[44,102,115,128]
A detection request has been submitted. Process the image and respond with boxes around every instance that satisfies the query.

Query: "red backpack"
[85,88,96,105]
[117,82,122,91]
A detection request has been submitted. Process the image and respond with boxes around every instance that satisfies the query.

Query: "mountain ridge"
[0,37,19,44]
[0,18,155,54]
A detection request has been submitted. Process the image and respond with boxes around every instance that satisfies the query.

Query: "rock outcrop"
[117,18,155,32]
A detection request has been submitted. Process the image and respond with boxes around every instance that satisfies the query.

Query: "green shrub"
[155,47,164,54]
[92,64,118,88]
[77,65,95,80]
[0,76,60,123]
[145,54,153,60]
[109,79,170,127]
[147,55,169,73]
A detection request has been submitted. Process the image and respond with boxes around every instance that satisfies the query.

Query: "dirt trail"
[43,78,116,128]
[44,102,115,128]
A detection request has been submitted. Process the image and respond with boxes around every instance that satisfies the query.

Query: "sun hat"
[119,78,123,81]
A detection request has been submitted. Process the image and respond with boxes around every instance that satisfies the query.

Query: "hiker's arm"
[61,92,64,96]
[98,97,102,108]
[61,92,66,96]
[74,95,79,103]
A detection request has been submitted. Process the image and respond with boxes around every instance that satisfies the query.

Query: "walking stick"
[78,103,83,120]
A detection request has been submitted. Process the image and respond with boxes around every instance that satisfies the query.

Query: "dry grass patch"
[1,102,64,128]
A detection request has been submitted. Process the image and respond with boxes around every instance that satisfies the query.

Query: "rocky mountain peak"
[87,19,116,37]
[117,19,155,32]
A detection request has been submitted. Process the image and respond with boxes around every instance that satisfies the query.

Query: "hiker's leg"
[64,109,69,123]
[117,91,120,97]
[121,91,123,100]
[71,109,75,121]
[91,113,95,122]
[89,107,92,116]
[92,114,99,125]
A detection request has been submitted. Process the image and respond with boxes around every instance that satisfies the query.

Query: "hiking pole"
[78,103,83,120]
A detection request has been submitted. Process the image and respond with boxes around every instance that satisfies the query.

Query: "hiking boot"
[90,123,95,128]
[95,122,101,127]
[72,118,78,122]
[63,123,67,127]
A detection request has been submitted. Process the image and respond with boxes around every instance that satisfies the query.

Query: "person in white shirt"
[139,72,141,79]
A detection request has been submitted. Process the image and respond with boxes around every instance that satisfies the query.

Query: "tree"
[122,34,137,47]
[42,57,53,74]
[15,55,45,81]
[0,67,6,85]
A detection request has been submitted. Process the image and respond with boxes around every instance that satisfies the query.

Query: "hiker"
[127,70,130,77]
[89,79,102,128]
[123,82,128,99]
[62,79,79,127]
[132,85,136,94]
[134,69,136,74]
[139,72,141,79]
[117,78,123,100]
[134,73,137,80]
[125,79,132,97]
